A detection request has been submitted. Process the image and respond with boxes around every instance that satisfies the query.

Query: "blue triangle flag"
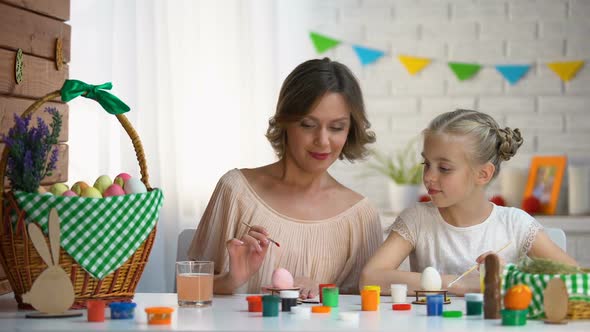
[352,45,385,66]
[495,65,531,85]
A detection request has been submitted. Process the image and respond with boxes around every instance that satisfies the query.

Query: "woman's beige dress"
[188,169,383,294]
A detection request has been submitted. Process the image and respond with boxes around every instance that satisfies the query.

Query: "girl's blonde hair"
[424,109,523,179]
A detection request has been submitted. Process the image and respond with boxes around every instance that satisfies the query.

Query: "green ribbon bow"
[61,80,130,115]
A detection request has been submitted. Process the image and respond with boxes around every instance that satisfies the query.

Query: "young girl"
[360,109,577,295]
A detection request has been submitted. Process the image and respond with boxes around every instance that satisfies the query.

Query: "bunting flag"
[398,55,431,75]
[309,32,341,54]
[352,45,385,66]
[495,65,531,85]
[448,62,482,81]
[308,31,588,84]
[547,61,585,82]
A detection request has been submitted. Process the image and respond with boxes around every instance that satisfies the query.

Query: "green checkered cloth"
[503,263,590,318]
[13,189,163,280]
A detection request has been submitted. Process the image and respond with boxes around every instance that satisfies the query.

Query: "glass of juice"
[176,261,214,307]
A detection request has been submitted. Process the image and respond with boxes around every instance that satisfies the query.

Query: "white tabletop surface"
[1,293,590,331]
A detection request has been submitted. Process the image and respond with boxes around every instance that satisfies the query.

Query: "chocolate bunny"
[21,208,75,314]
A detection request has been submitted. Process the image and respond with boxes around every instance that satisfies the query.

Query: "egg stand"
[412,290,451,305]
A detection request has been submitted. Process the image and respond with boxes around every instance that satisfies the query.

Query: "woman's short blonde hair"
[266,58,376,161]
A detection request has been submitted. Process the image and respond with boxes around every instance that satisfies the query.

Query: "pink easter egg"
[62,190,77,197]
[114,173,132,187]
[103,184,125,197]
[271,268,294,289]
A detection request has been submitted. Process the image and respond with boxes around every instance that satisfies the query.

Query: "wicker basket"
[0,89,157,309]
[568,298,590,320]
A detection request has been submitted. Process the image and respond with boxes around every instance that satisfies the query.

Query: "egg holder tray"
[412,290,451,305]
[0,81,161,309]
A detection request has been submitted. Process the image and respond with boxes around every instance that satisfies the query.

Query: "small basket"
[0,88,159,309]
[567,297,590,320]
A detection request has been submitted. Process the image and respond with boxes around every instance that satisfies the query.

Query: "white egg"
[421,266,442,291]
[124,178,147,194]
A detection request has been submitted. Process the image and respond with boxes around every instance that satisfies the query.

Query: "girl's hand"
[225,225,270,289]
[476,251,506,269]
[446,273,480,296]
[294,276,319,300]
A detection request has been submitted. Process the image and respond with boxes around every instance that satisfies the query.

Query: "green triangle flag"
[448,62,482,81]
[309,32,341,54]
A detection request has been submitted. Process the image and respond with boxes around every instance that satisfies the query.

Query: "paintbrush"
[447,240,512,288]
[241,221,280,247]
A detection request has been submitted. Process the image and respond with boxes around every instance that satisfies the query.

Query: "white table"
[1,293,590,331]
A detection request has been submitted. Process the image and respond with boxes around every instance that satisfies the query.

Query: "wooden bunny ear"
[48,208,61,266]
[27,223,54,266]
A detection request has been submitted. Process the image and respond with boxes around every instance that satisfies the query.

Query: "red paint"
[87,300,106,322]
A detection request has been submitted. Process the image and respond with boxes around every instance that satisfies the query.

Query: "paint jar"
[145,307,174,325]
[262,295,280,317]
[390,284,407,303]
[361,289,378,311]
[86,300,105,322]
[319,283,336,304]
[426,294,443,316]
[322,287,339,307]
[363,285,381,305]
[501,309,528,326]
[109,302,137,319]
[246,295,263,312]
[465,293,483,316]
[279,290,299,312]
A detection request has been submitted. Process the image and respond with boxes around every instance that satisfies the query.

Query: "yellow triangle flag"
[398,55,431,75]
[547,61,585,82]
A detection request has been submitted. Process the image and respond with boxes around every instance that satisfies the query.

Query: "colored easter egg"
[114,173,132,187]
[124,178,147,194]
[81,187,102,198]
[50,183,69,196]
[62,190,77,197]
[104,184,125,197]
[71,181,89,195]
[271,268,294,289]
[94,175,113,194]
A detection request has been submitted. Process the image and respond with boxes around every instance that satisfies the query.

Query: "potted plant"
[366,139,424,212]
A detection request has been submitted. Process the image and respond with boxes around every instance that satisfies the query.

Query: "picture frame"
[523,156,567,215]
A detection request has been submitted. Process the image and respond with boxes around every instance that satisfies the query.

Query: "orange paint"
[504,284,532,310]
[361,289,379,311]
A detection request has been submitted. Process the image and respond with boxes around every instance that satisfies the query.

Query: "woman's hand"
[294,276,319,300]
[225,225,270,290]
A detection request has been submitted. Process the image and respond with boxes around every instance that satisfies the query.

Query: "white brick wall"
[301,0,590,260]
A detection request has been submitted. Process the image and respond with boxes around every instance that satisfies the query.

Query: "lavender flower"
[3,107,63,193]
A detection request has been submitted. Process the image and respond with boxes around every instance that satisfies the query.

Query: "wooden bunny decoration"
[22,208,75,315]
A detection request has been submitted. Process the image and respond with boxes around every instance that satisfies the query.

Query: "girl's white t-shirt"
[390,202,543,275]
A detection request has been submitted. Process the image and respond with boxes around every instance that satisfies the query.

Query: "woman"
[188,58,382,298]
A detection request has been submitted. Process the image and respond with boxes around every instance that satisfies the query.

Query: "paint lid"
[364,285,381,292]
[392,303,412,311]
[311,305,331,313]
[279,290,299,298]
[246,295,262,303]
[443,310,463,318]
[465,293,484,302]
[145,307,174,314]
[109,302,137,310]
[262,295,280,302]
[338,312,359,321]
[290,306,311,315]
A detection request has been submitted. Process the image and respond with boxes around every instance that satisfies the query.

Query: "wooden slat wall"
[0,2,71,62]
[0,0,70,295]
[0,0,70,21]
